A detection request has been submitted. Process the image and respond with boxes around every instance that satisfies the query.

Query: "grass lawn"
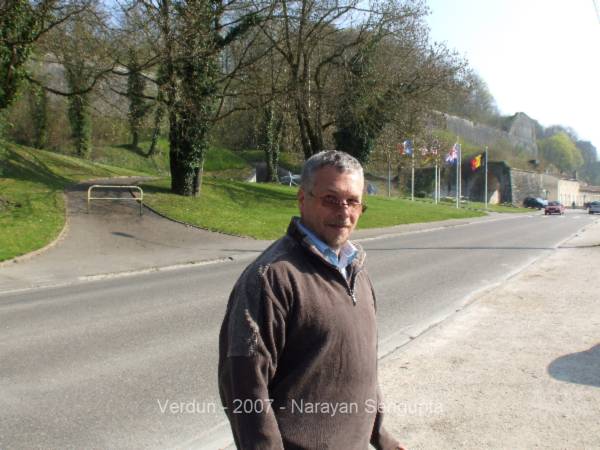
[93,139,250,176]
[462,200,529,213]
[92,141,169,175]
[142,177,486,239]
[0,142,140,262]
[238,149,304,174]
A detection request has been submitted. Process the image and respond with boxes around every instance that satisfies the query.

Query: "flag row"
[397,140,486,170]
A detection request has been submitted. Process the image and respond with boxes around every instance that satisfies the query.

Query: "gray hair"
[300,150,364,191]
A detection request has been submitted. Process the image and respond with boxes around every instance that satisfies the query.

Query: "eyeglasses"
[308,192,367,213]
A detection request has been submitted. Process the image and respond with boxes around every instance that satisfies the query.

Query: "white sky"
[426,0,600,154]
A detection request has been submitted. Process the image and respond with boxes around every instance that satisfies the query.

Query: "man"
[219,151,403,449]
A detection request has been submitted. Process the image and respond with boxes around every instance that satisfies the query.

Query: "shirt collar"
[296,220,358,270]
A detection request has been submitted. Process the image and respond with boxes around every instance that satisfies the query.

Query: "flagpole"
[455,138,460,208]
[458,139,462,207]
[438,163,441,203]
[434,160,438,204]
[411,144,415,202]
[387,150,391,198]
[439,164,442,202]
[484,146,488,209]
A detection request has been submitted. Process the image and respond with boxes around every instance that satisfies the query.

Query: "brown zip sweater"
[218,218,400,449]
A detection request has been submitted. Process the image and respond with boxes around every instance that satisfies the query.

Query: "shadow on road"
[547,344,600,387]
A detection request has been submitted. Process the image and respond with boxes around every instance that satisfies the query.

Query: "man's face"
[298,165,364,252]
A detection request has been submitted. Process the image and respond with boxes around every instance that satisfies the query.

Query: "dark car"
[523,197,547,209]
[589,201,600,214]
[545,201,565,215]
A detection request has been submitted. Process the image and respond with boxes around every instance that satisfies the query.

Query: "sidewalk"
[379,220,600,449]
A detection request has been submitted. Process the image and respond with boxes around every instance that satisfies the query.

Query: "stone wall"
[411,161,593,207]
[507,112,537,148]
[511,169,544,204]
[442,112,538,158]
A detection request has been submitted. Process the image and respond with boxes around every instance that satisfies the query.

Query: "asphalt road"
[0,209,595,449]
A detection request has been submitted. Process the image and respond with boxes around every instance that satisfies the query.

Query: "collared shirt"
[296,220,357,279]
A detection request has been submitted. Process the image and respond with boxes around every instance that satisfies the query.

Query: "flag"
[471,153,483,171]
[399,139,413,155]
[445,143,459,164]
[420,147,429,156]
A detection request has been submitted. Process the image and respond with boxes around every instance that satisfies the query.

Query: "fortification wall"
[442,112,538,158]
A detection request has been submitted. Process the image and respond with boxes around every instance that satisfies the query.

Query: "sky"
[426,0,600,153]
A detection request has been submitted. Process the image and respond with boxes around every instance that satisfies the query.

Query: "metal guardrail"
[87,185,144,215]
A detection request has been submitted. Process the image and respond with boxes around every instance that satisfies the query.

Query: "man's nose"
[336,207,350,219]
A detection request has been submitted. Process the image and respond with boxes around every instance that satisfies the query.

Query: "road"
[0,209,595,449]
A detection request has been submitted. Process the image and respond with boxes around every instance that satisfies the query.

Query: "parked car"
[588,201,600,214]
[545,201,565,215]
[523,197,547,209]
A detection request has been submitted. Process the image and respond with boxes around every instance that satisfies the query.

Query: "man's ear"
[297,188,305,209]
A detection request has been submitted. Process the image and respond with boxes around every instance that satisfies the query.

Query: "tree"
[256,0,467,160]
[48,11,106,157]
[444,70,499,124]
[334,39,386,163]
[539,132,584,173]
[236,34,289,181]
[126,49,149,150]
[258,102,285,182]
[0,0,90,111]
[65,60,92,157]
[132,0,265,196]
[576,140,598,182]
[335,17,467,163]
[257,0,427,159]
[30,83,48,148]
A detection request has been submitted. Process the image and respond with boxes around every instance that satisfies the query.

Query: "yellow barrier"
[87,185,144,215]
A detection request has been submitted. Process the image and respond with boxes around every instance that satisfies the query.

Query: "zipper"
[326,261,360,306]
[347,268,361,306]
[302,238,362,306]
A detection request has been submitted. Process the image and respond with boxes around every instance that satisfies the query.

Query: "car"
[523,197,547,209]
[545,201,565,215]
[588,201,600,214]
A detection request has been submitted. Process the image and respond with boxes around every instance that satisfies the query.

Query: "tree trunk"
[68,92,91,158]
[261,104,283,183]
[294,86,323,159]
[132,130,139,150]
[147,103,165,157]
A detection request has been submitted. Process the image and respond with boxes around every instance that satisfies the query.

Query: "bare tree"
[255,0,432,159]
